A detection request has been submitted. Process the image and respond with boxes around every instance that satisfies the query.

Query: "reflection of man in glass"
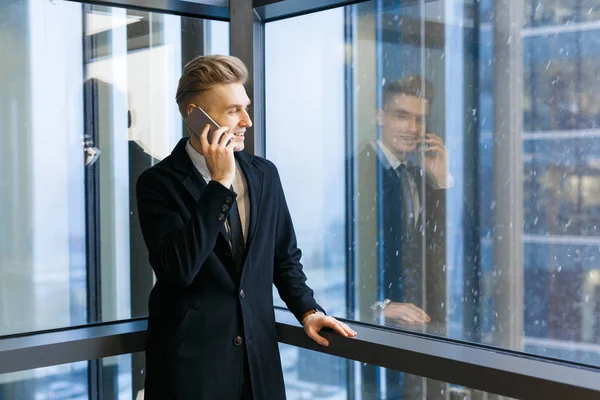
[370,76,451,325]
[357,76,451,399]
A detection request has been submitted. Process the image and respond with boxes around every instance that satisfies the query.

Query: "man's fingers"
[307,327,329,347]
[424,145,445,155]
[387,304,430,323]
[199,124,211,149]
[210,127,230,148]
[340,322,357,337]
[411,305,431,322]
[425,133,444,143]
[328,320,350,337]
[398,313,417,323]
[327,318,357,337]
[219,133,234,147]
[404,308,428,323]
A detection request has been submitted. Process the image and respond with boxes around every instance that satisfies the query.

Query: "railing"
[2,309,600,399]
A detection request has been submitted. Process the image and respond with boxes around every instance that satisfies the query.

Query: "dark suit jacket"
[355,144,448,399]
[136,138,324,399]
[354,145,446,308]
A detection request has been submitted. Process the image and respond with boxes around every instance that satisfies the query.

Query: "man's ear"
[186,103,197,117]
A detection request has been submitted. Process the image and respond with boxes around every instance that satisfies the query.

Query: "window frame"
[0,1,599,399]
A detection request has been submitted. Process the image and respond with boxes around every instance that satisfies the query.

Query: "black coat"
[136,138,324,399]
[354,144,448,398]
[354,145,447,308]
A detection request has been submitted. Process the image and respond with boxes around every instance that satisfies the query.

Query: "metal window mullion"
[82,5,103,399]
[230,0,265,156]
[492,0,525,351]
[65,0,229,20]
[344,5,357,400]
[254,0,444,23]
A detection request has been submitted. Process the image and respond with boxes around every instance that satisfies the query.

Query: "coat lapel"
[235,151,264,251]
[172,138,230,244]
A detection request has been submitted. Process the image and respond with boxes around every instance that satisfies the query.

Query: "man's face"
[379,94,429,157]
[189,83,252,152]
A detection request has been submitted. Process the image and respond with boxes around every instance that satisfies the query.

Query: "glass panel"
[0,362,88,399]
[102,353,145,400]
[265,9,347,314]
[524,0,600,27]
[0,0,229,335]
[0,352,144,399]
[279,343,515,399]
[265,0,600,372]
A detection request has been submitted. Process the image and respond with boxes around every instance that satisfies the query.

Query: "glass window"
[279,343,515,399]
[266,8,347,315]
[524,0,600,27]
[265,0,600,386]
[0,0,229,336]
[0,352,144,399]
[0,362,88,400]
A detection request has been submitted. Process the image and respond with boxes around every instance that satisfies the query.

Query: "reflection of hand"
[383,302,431,324]
[303,314,357,347]
[422,133,449,187]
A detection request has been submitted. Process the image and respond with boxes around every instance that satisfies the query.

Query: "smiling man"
[136,55,356,400]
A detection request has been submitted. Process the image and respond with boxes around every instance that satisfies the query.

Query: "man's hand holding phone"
[185,106,237,189]
[199,123,236,189]
[420,133,449,188]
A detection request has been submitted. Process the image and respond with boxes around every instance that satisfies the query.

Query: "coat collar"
[170,137,264,257]
[232,149,264,250]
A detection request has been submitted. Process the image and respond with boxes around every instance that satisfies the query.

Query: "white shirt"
[185,140,249,242]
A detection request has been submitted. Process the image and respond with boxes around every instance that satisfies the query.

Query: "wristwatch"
[370,298,391,311]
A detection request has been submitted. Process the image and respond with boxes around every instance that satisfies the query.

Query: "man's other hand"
[422,133,449,187]
[303,314,357,347]
[383,302,430,324]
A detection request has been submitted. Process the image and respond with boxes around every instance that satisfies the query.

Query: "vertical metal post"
[492,0,524,350]
[82,6,103,400]
[229,0,265,157]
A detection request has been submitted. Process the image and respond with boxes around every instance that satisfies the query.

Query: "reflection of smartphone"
[185,107,220,144]
[417,141,431,152]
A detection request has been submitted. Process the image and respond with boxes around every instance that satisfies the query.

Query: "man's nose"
[402,117,417,132]
[240,109,253,128]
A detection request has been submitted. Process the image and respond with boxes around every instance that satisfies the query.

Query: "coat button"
[234,336,243,346]
[239,289,245,299]
[217,213,225,221]
[222,204,229,212]
[225,196,233,204]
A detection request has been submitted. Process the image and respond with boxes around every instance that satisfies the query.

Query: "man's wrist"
[213,177,234,189]
[301,309,324,325]
[370,298,391,312]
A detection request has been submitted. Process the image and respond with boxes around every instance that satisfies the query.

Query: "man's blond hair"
[175,55,248,117]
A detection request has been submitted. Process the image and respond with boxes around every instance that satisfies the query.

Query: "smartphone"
[417,141,431,152]
[185,106,220,144]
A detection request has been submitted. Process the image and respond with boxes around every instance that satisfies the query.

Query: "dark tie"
[227,197,246,274]
[396,164,415,231]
